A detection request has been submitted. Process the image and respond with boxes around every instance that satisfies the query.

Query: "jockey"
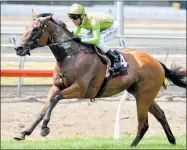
[68,3,123,72]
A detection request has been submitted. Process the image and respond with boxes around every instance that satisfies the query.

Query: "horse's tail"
[159,61,186,88]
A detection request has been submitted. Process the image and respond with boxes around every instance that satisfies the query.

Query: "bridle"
[26,19,49,50]
[16,17,80,57]
[25,18,77,49]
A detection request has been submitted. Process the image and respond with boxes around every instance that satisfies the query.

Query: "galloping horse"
[14,11,186,147]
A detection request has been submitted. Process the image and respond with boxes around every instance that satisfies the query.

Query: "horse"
[13,11,186,147]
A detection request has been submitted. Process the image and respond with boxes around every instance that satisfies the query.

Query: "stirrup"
[113,62,123,70]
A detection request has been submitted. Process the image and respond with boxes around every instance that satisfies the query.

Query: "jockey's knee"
[97,42,110,53]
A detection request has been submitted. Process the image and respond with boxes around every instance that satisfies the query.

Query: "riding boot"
[106,49,123,72]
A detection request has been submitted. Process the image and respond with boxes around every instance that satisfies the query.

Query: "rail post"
[117,1,124,46]
[17,56,26,97]
[114,90,128,140]
[10,36,26,97]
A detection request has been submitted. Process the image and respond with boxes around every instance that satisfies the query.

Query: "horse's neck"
[47,23,75,61]
[50,25,71,43]
[48,22,96,61]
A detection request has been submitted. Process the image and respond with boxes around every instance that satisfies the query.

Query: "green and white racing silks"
[74,12,115,45]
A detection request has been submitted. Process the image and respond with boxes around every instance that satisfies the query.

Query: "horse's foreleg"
[40,92,63,137]
[40,82,89,137]
[13,85,59,141]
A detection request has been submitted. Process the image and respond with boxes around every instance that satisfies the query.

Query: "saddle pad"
[105,53,128,78]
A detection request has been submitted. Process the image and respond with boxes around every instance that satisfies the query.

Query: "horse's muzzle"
[15,46,30,56]
[15,46,24,52]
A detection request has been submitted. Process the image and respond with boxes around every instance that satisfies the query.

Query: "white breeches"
[82,21,118,53]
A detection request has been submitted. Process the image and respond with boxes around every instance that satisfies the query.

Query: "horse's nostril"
[15,46,24,51]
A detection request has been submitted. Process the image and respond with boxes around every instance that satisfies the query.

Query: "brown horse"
[14,11,186,147]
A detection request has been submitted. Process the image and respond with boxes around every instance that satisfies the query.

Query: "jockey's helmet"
[68,4,85,15]
[68,4,86,25]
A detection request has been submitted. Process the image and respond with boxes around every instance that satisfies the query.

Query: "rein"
[24,17,83,61]
[32,18,76,47]
[47,38,75,47]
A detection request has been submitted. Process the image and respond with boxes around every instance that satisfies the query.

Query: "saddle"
[93,46,128,98]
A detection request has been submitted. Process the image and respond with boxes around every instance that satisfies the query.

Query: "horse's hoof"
[169,137,176,145]
[40,127,50,137]
[13,133,25,141]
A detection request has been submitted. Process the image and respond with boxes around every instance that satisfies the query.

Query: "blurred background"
[1,1,186,88]
[1,1,186,48]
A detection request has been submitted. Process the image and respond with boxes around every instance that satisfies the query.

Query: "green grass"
[1,134,186,149]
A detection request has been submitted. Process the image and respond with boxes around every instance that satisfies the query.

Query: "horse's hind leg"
[149,102,176,144]
[130,80,163,146]
[131,99,150,147]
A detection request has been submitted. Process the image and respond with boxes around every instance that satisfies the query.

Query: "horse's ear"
[32,9,37,19]
[42,14,53,21]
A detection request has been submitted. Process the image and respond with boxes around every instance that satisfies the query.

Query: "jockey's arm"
[81,18,100,44]
[73,26,81,35]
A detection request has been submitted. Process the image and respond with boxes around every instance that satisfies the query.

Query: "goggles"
[68,14,81,20]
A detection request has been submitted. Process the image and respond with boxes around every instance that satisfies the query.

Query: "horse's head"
[15,10,54,56]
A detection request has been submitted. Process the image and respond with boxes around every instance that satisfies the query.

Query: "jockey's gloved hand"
[73,35,81,43]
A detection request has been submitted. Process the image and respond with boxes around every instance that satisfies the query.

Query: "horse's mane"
[37,13,68,29]
[37,13,79,40]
